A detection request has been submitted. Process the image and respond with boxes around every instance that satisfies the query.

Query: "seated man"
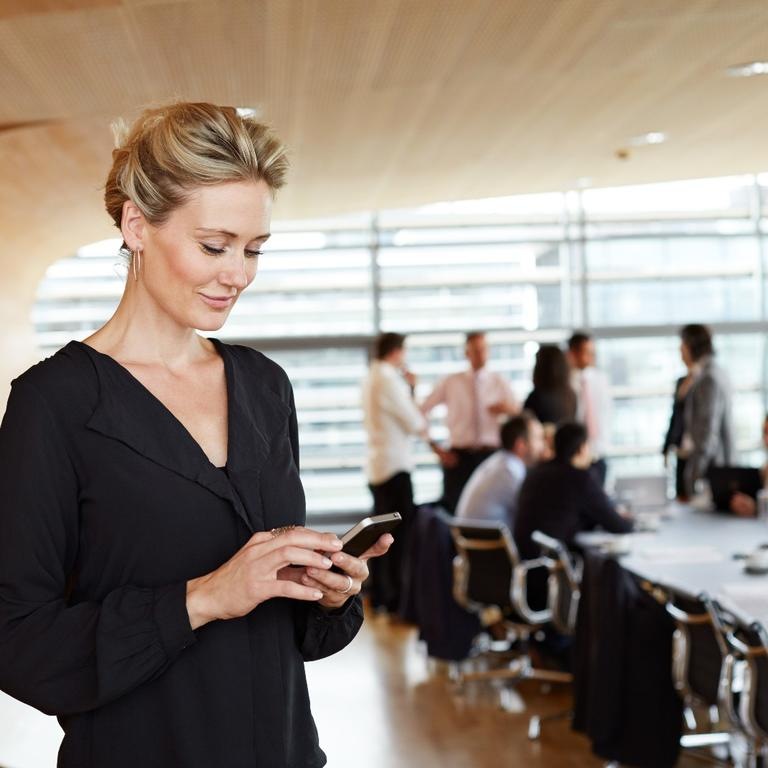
[456,412,545,530]
[515,422,633,561]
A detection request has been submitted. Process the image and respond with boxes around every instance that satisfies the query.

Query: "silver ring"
[339,576,353,594]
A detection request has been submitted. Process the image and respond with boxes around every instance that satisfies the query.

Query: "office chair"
[704,596,768,768]
[527,530,581,740]
[663,589,743,767]
[445,518,571,700]
[531,530,582,636]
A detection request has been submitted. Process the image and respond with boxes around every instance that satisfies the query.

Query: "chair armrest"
[531,530,562,555]
[511,558,553,626]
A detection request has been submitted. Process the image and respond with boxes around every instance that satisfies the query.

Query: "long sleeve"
[298,597,364,661]
[380,373,426,436]
[0,378,196,716]
[287,380,364,658]
[420,377,446,416]
[288,384,301,470]
[498,374,519,413]
[686,374,725,489]
[580,474,634,536]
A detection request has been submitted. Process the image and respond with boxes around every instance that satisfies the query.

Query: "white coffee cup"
[745,548,768,573]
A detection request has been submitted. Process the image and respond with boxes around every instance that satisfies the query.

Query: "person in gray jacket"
[679,324,735,497]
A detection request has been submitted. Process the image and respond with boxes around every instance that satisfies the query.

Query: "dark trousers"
[675,456,688,500]
[441,448,496,513]
[367,471,415,613]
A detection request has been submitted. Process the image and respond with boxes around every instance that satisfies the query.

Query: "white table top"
[576,503,768,626]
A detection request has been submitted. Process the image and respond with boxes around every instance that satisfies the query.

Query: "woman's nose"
[220,255,251,289]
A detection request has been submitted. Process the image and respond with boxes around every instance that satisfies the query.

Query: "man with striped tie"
[421,332,519,512]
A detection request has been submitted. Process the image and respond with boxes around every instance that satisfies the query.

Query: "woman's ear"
[120,200,146,251]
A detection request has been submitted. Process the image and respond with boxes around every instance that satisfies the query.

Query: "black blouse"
[0,339,363,768]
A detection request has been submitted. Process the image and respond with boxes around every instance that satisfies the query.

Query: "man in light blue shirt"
[456,412,545,529]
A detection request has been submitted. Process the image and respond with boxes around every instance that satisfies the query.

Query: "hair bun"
[103,101,289,231]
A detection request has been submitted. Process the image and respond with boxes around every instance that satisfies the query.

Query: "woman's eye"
[245,249,263,259]
[200,243,226,255]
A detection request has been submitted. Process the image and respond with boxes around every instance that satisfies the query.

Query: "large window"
[34,174,768,523]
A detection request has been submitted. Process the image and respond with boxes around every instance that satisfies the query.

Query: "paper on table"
[634,545,725,564]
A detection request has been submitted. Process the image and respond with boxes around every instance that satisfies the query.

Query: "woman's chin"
[193,312,230,332]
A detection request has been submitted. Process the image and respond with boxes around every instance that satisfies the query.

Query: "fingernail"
[322,557,333,567]
[333,553,345,563]
[331,539,343,549]
[313,591,323,599]
[307,568,317,577]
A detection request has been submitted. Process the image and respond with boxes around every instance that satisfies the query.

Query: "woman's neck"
[84,282,209,366]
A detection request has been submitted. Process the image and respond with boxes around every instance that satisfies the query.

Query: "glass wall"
[34,174,768,522]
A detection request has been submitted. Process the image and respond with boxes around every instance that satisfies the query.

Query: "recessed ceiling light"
[629,131,667,147]
[236,106,261,118]
[727,61,768,78]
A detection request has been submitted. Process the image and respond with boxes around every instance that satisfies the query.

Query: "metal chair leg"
[527,708,572,741]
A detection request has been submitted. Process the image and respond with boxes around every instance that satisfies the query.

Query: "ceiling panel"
[0,0,767,240]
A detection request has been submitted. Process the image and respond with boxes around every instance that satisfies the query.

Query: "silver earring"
[132,248,142,281]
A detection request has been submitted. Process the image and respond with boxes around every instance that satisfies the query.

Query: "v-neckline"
[72,337,232,470]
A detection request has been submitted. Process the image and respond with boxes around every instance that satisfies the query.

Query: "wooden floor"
[0,605,709,767]
[307,608,704,768]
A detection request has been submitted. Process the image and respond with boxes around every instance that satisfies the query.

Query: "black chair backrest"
[550,563,577,636]
[714,602,768,741]
[667,591,725,707]
[447,519,518,614]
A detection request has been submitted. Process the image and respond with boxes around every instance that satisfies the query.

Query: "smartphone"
[339,512,402,558]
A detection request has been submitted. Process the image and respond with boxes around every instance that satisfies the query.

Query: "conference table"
[577,502,768,626]
[573,502,768,768]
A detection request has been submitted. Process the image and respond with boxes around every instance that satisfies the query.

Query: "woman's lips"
[200,293,235,309]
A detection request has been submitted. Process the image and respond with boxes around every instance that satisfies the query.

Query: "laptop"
[614,475,668,512]
[707,466,763,512]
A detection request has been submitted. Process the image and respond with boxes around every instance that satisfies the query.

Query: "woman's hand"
[295,533,394,610]
[185,527,343,630]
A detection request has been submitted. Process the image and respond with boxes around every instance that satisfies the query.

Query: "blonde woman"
[0,103,391,767]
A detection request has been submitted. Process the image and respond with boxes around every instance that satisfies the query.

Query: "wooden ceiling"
[1,0,768,249]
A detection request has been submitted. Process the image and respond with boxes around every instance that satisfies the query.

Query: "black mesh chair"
[705,596,768,767]
[665,589,728,730]
[445,518,571,693]
[530,530,582,636]
[666,590,731,740]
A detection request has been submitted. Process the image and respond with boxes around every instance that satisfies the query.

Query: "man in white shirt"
[567,331,612,487]
[362,332,428,614]
[456,412,546,529]
[421,332,519,512]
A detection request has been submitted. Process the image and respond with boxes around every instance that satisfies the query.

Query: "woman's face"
[133,179,273,332]
[680,340,693,367]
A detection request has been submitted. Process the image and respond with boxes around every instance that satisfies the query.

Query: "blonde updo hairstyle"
[105,102,289,247]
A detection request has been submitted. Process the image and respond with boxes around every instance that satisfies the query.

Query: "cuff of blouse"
[313,594,362,619]
[153,582,198,662]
